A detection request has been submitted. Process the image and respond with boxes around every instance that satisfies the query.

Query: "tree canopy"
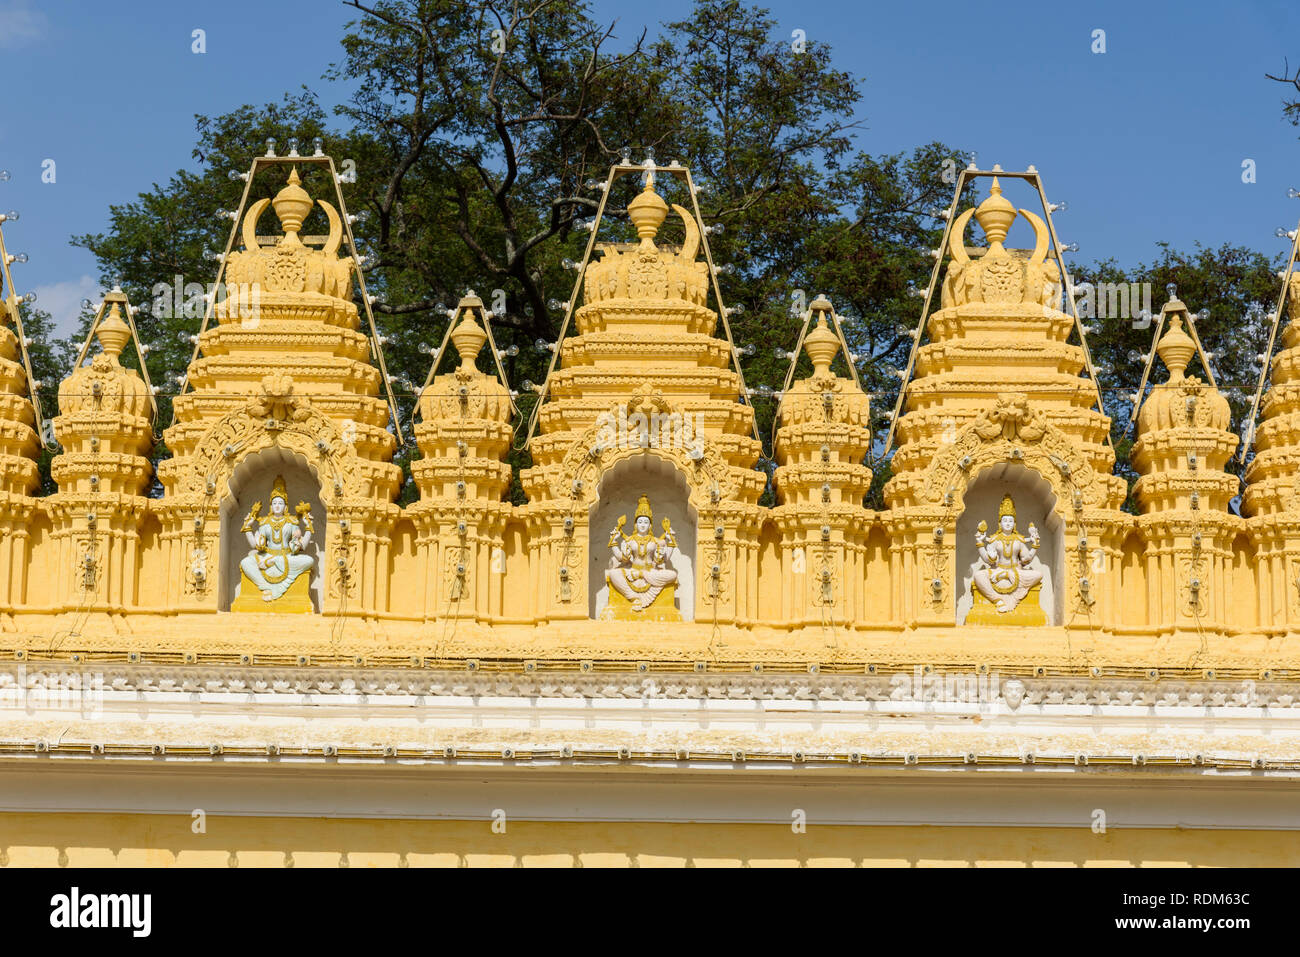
[27,0,1289,510]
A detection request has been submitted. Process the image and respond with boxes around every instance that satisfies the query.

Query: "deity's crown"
[635,495,653,520]
[998,494,1016,519]
[271,475,288,503]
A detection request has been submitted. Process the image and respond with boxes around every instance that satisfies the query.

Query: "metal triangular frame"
[0,215,49,448]
[73,287,160,429]
[880,166,1110,459]
[1239,215,1300,463]
[411,293,518,430]
[519,160,759,451]
[171,150,403,444]
[1124,291,1219,438]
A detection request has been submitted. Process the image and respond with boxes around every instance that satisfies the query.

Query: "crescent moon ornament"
[241,198,271,252]
[947,208,975,264]
[672,203,701,261]
[1019,208,1050,265]
[319,200,343,257]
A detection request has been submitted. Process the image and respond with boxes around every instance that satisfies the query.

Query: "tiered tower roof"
[885,179,1123,509]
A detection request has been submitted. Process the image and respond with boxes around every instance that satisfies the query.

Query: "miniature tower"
[521,172,764,625]
[408,293,514,623]
[155,167,402,614]
[885,179,1126,628]
[49,302,155,611]
[772,296,873,626]
[0,269,41,615]
[1243,271,1300,631]
[1132,304,1240,631]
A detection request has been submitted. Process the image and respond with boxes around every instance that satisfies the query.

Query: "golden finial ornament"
[272,167,313,245]
[627,178,669,248]
[802,296,841,376]
[449,293,489,370]
[95,303,132,358]
[974,177,1017,248]
[1155,313,1196,382]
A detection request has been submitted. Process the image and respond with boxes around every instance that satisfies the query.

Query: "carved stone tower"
[155,167,402,617]
[885,179,1126,628]
[1133,303,1241,631]
[50,302,155,611]
[520,173,764,627]
[408,293,514,624]
[772,296,873,626]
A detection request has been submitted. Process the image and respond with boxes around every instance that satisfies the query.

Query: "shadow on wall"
[588,455,697,621]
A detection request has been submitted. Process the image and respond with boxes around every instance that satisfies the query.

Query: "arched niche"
[588,454,697,621]
[218,447,326,613]
[954,463,1063,626]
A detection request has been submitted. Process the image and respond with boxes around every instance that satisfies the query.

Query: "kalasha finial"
[627,176,668,247]
[95,303,132,358]
[974,177,1017,248]
[450,293,488,369]
[271,166,313,244]
[1155,313,1196,382]
[802,295,840,376]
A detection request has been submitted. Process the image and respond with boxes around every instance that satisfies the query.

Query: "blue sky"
[2,0,1299,335]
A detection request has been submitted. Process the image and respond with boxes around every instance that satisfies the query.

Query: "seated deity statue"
[603,495,681,620]
[234,475,316,610]
[964,494,1047,625]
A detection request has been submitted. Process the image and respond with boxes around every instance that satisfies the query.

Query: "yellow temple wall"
[6,488,1300,644]
[0,812,1295,868]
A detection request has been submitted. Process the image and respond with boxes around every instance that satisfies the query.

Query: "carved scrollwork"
[921,395,1115,513]
[444,545,470,603]
[179,377,356,503]
[329,538,359,601]
[971,394,1047,443]
[554,389,735,507]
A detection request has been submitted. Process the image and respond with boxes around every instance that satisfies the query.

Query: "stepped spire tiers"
[3,158,1300,868]
[1244,270,1300,518]
[520,171,763,626]
[1132,299,1241,631]
[0,160,1291,652]
[0,205,42,620]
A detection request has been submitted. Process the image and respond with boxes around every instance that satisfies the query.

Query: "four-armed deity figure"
[237,475,316,604]
[969,494,1044,619]
[605,495,679,616]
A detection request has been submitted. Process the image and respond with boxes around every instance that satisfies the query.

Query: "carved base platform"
[966,582,1046,626]
[600,577,682,622]
[231,570,314,614]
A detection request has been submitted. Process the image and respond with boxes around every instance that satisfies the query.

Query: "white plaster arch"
[218,446,326,613]
[954,463,1063,626]
[588,454,698,621]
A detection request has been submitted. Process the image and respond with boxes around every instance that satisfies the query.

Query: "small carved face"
[270,496,287,516]
[1000,515,1015,533]
[635,516,651,535]
[1002,679,1025,710]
